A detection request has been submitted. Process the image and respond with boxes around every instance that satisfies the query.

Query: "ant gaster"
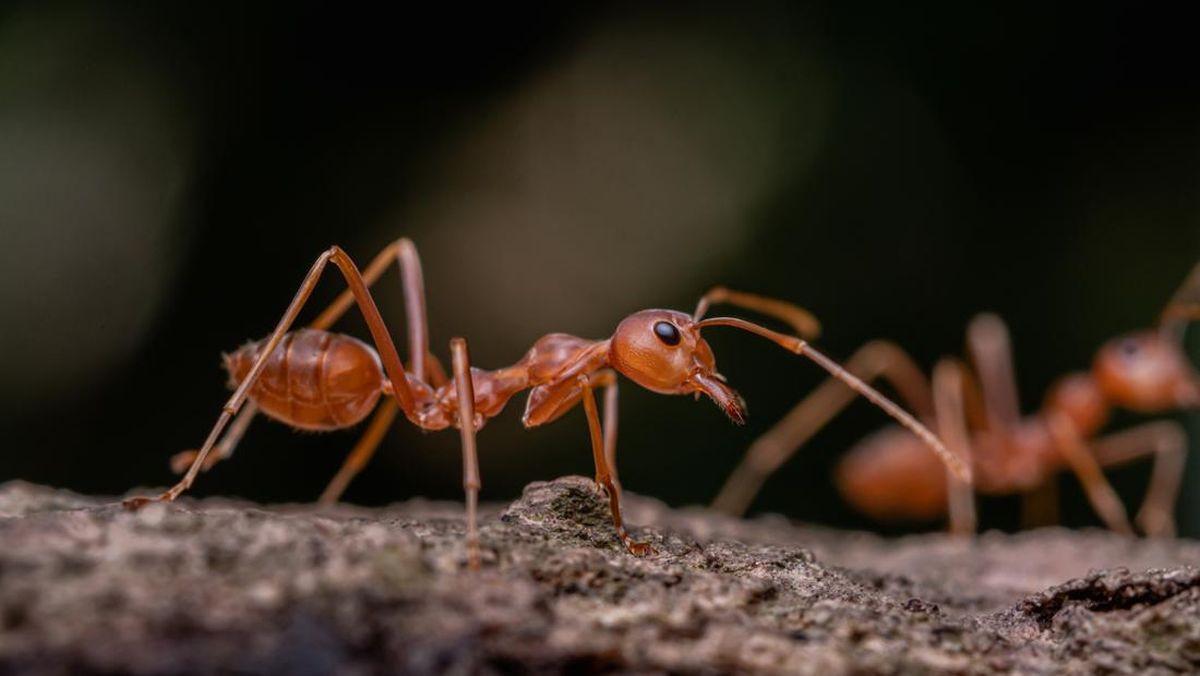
[123,240,969,566]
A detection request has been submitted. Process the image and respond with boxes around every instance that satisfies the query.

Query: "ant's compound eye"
[1119,339,1140,358]
[653,321,681,346]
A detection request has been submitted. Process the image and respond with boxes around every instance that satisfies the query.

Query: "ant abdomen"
[223,328,385,431]
[835,426,950,522]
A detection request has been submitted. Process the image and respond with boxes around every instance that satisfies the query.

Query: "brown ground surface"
[1,477,1198,674]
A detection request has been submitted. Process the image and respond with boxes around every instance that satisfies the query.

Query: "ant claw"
[625,540,655,556]
[122,496,157,511]
[592,478,610,498]
[122,491,175,511]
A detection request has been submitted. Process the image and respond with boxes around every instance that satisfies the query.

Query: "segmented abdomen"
[223,329,384,431]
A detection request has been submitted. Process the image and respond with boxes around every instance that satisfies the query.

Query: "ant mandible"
[712,262,1200,537]
[123,239,970,566]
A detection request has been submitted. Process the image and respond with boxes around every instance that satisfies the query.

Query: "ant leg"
[1046,413,1134,535]
[1020,481,1061,530]
[603,377,621,495]
[124,246,421,509]
[1092,420,1186,537]
[711,340,932,516]
[450,338,483,569]
[315,351,445,506]
[693,287,821,339]
[966,314,1022,434]
[931,358,977,535]
[1159,261,1200,338]
[314,238,433,381]
[169,238,438,478]
[580,373,651,555]
[168,402,258,474]
[317,399,401,506]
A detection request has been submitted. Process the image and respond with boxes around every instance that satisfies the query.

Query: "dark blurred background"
[1,2,1197,534]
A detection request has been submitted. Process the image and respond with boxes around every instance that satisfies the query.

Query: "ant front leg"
[602,379,621,496]
[579,372,652,556]
[1092,420,1187,537]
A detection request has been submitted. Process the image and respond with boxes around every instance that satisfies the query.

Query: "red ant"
[122,240,969,565]
[712,263,1200,536]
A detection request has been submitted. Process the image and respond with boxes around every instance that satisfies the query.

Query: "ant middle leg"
[602,378,621,495]
[931,358,977,535]
[1046,413,1134,535]
[124,246,421,509]
[711,340,932,516]
[1092,420,1187,537]
[450,337,483,569]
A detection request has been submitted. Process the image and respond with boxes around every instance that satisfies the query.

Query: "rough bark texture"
[1,477,1198,674]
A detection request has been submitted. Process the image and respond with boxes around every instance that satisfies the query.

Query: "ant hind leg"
[124,246,419,509]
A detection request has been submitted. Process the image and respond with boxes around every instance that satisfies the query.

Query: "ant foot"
[121,492,173,511]
[624,539,654,556]
[1136,508,1176,538]
[122,495,156,511]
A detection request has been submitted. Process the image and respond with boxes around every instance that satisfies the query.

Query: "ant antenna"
[696,316,973,483]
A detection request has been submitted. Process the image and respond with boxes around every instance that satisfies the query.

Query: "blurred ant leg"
[318,399,401,506]
[932,358,977,535]
[1159,261,1200,338]
[580,373,652,555]
[425,352,449,387]
[1092,420,1187,537]
[123,246,420,509]
[451,338,482,570]
[711,340,932,516]
[603,377,621,494]
[693,287,821,339]
[170,238,438,477]
[169,402,259,474]
[966,313,1021,434]
[1020,481,1060,530]
[1045,413,1134,535]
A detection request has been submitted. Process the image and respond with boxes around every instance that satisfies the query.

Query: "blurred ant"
[122,240,968,566]
[713,263,1200,536]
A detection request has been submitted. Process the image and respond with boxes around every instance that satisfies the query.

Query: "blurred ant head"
[1091,330,1199,412]
[608,309,747,424]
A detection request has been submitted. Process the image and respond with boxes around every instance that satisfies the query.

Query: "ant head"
[609,309,746,424]
[1092,330,1199,412]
